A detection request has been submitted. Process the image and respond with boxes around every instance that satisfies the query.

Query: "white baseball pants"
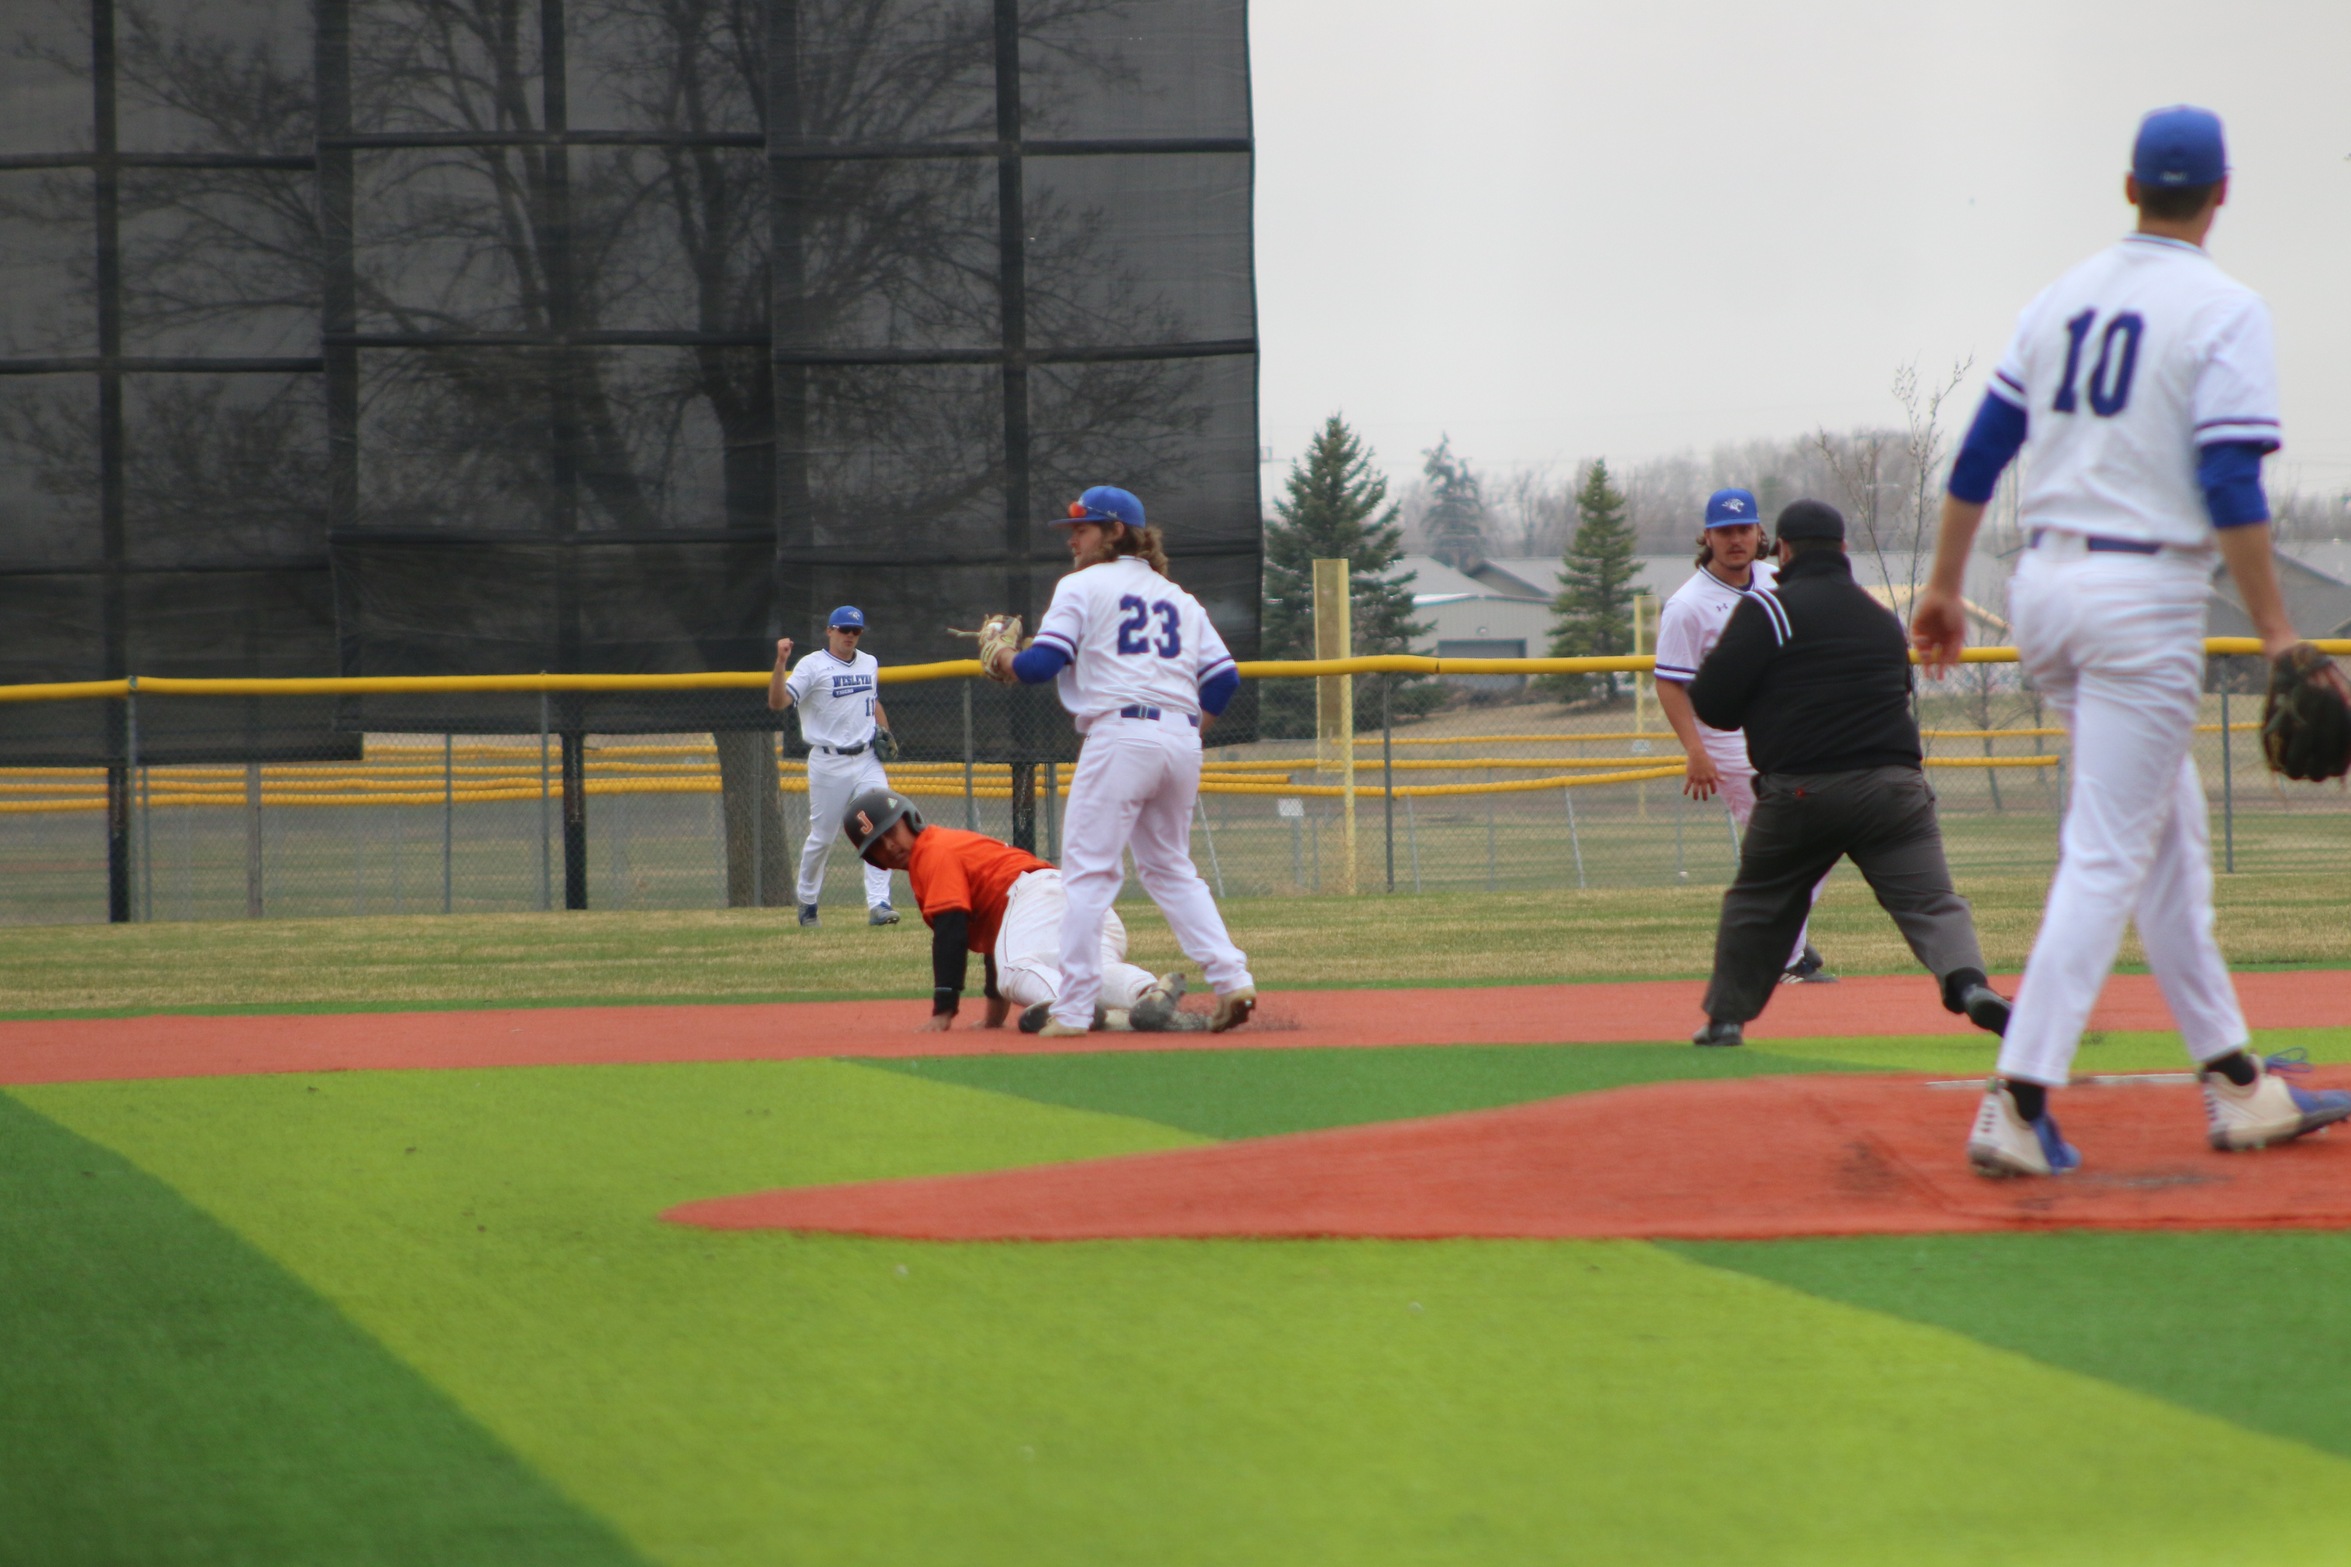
[1998,536,2248,1085]
[993,868,1158,1012]
[799,748,897,909]
[1712,739,1816,967]
[1051,713,1254,1030]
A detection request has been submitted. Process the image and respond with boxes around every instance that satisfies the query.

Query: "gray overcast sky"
[1250,0,2351,503]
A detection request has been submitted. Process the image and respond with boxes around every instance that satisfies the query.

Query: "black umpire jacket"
[1686,548,1923,776]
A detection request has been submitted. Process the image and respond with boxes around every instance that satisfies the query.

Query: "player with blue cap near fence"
[769,603,903,926]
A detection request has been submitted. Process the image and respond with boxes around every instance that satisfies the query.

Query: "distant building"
[1402,546,2021,694]
[2209,543,2351,642]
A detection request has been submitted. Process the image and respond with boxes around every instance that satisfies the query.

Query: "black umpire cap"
[1775,500,1846,542]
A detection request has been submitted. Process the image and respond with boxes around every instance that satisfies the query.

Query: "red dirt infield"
[667,1066,2351,1242]
[1,967,2346,1086]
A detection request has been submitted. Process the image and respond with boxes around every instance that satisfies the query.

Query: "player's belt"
[1116,705,1201,728]
[2028,527,2163,555]
[813,741,868,755]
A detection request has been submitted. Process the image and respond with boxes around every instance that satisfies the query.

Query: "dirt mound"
[668,1068,2351,1241]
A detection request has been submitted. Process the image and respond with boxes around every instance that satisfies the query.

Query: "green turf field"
[6,869,2351,1016]
[8,1018,2351,1562]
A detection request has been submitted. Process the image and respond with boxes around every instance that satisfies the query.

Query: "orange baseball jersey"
[905,827,1050,953]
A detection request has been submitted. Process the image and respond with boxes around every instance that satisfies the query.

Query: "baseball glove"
[871,727,900,763]
[976,613,1024,684]
[2260,642,2351,782]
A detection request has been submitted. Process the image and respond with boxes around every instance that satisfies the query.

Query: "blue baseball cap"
[2133,105,2227,188]
[1704,488,1761,529]
[827,605,866,630]
[1054,485,1145,530]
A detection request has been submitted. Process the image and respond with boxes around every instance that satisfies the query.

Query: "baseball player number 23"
[1116,595,1181,657]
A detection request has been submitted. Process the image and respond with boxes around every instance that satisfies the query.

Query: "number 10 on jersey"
[2053,308,2143,417]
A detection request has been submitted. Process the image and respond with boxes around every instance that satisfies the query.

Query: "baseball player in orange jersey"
[838,787,1192,1033]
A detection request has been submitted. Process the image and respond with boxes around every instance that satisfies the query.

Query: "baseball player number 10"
[2053,308,2143,417]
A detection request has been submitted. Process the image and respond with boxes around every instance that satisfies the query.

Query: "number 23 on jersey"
[1115,594,1182,658]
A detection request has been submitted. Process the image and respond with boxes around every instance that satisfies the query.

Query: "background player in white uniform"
[1914,105,2351,1176]
[768,605,900,926]
[1654,487,1829,982]
[984,485,1257,1037]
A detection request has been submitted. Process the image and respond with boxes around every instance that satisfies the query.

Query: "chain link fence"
[2,651,2344,927]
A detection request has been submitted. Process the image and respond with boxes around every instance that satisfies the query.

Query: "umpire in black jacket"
[1685,500,2011,1047]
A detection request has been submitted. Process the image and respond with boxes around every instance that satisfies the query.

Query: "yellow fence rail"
[0,638,2333,707]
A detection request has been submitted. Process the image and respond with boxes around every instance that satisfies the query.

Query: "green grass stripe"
[26,1063,2351,1564]
[0,1089,647,1567]
[1676,1232,2351,1463]
[1747,1025,2351,1077]
[870,1040,1859,1139]
[871,1028,2351,1140]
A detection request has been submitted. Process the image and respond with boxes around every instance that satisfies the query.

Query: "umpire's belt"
[1117,705,1201,728]
[813,741,868,755]
[2028,527,2163,555]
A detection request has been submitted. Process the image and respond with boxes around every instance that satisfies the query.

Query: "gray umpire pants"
[1702,764,1986,1024]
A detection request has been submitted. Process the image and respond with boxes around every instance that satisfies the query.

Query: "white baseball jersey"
[1654,560,1779,761]
[1987,234,2280,548]
[783,647,881,748]
[1030,556,1237,732]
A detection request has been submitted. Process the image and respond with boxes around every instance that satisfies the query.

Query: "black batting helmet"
[842,787,922,863]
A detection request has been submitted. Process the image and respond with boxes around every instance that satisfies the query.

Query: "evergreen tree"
[1419,435,1488,570]
[1545,459,1639,701]
[1261,416,1437,738]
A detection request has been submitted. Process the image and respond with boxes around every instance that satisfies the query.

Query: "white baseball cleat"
[2200,1051,2351,1152]
[1209,986,1257,1033]
[1966,1081,2080,1179]
[1130,971,1189,1032]
[1035,1018,1091,1038]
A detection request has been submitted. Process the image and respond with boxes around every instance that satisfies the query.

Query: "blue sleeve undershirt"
[2198,441,2271,529]
[1198,666,1240,716]
[1947,390,2270,530]
[1947,392,2027,504]
[1009,643,1069,683]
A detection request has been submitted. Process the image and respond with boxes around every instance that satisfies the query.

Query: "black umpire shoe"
[1958,983,2013,1037]
[1781,944,1837,984]
[1692,1019,1745,1048]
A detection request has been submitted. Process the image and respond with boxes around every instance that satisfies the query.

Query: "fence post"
[2220,677,2234,874]
[244,760,264,917]
[116,680,138,923]
[134,683,153,922]
[1406,793,1421,894]
[1674,789,1686,882]
[1484,770,1497,892]
[752,732,765,908]
[961,680,978,830]
[1010,760,1037,851]
[1193,793,1224,900]
[1312,559,1355,893]
[1633,593,1657,820]
[1564,784,1586,890]
[1045,760,1060,861]
[1381,680,1395,893]
[537,689,552,912]
[561,728,587,910]
[442,732,453,914]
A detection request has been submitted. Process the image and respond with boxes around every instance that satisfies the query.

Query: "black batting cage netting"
[0,0,1262,764]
